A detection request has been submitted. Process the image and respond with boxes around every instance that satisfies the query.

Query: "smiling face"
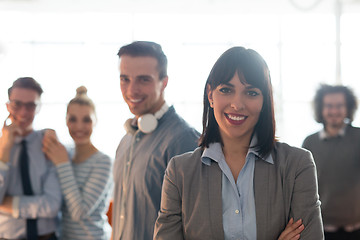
[207,72,263,145]
[66,103,95,145]
[322,92,347,129]
[6,87,40,135]
[119,55,168,119]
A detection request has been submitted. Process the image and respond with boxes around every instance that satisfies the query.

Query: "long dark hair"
[198,47,276,158]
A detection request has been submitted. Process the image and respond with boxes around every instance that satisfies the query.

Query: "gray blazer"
[154,142,324,240]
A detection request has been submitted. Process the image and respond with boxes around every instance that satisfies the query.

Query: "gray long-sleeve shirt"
[112,106,199,240]
[303,125,360,226]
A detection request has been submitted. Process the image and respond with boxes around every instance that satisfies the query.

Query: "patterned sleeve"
[56,153,112,221]
[0,161,10,203]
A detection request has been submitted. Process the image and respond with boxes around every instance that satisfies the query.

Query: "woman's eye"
[247,90,260,97]
[83,117,92,123]
[68,117,76,122]
[219,87,232,94]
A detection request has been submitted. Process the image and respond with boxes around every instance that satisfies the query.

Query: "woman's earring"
[210,101,214,108]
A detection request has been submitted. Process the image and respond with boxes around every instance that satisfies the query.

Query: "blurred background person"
[302,84,360,240]
[43,86,113,240]
[0,77,61,240]
[112,41,199,240]
[154,47,324,240]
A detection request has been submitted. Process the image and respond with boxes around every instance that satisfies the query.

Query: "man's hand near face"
[0,116,22,164]
[0,196,13,215]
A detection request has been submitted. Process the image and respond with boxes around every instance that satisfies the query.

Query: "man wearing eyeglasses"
[0,77,61,240]
[302,84,360,240]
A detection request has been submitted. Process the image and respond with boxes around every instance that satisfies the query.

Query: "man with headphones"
[112,41,199,240]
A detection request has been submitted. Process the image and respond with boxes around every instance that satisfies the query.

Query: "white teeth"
[227,114,245,121]
[130,98,142,103]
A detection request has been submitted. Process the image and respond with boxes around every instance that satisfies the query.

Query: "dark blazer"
[154,142,324,240]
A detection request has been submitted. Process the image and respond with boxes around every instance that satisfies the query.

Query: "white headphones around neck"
[138,103,169,134]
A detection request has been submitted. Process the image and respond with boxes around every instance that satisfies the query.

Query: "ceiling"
[1,0,359,14]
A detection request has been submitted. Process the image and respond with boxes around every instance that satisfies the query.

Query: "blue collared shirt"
[0,130,62,239]
[201,138,273,240]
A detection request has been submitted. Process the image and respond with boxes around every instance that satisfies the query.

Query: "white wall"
[1,0,360,158]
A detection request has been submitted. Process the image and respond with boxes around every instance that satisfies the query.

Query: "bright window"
[0,11,359,158]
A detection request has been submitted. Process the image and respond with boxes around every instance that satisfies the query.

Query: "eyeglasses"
[323,103,346,110]
[7,100,40,112]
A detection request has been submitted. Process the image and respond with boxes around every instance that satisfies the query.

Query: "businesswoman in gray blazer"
[154,47,324,240]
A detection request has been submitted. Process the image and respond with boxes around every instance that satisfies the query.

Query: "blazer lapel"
[254,159,270,240]
[207,162,225,240]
